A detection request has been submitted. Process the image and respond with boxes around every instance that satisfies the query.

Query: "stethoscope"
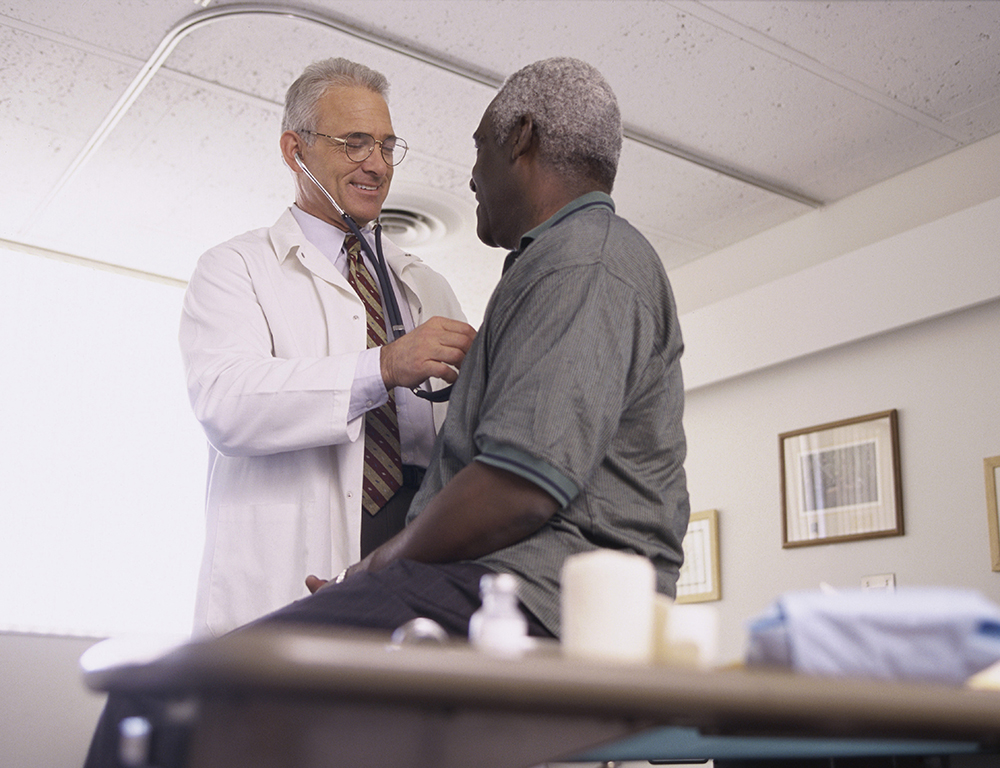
[296,153,451,402]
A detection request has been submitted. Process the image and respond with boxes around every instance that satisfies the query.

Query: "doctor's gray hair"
[282,58,390,143]
[488,57,622,190]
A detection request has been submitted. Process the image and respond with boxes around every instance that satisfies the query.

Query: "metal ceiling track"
[33,1,823,223]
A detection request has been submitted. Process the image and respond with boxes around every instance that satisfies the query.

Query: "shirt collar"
[290,204,374,263]
[504,191,615,273]
[518,191,614,250]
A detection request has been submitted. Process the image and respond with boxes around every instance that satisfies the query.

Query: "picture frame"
[985,456,1000,572]
[780,410,903,548]
[676,509,721,603]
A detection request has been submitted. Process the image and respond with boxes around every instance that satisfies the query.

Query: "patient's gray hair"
[488,57,622,189]
[282,58,390,144]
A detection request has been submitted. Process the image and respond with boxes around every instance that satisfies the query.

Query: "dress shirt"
[290,205,436,469]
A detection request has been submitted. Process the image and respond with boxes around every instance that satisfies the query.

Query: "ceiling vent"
[378,183,477,250]
[379,208,445,248]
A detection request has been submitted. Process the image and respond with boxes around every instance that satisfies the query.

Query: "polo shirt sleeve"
[472,258,655,505]
[475,439,579,508]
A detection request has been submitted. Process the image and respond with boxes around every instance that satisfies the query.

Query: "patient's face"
[470,106,520,250]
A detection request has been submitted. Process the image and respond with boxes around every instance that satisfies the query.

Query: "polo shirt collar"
[519,191,614,250]
[503,191,615,274]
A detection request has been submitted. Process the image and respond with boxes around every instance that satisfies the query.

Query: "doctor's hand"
[305,575,329,594]
[380,316,475,391]
[305,551,377,594]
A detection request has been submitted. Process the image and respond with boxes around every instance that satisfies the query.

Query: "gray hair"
[282,58,390,143]
[488,57,622,189]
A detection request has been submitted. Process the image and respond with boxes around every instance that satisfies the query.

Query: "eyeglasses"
[300,130,408,166]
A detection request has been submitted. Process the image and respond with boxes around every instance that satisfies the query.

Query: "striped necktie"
[344,234,403,515]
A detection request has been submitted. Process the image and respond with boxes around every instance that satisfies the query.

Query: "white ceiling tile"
[704,0,1000,130]
[616,140,777,241]
[945,93,1000,139]
[3,0,1000,310]
[22,72,290,278]
[166,13,363,102]
[801,126,959,202]
[0,0,189,59]
[0,25,141,239]
[0,120,73,235]
[0,25,136,137]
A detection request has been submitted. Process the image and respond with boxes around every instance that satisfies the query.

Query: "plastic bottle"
[468,572,528,656]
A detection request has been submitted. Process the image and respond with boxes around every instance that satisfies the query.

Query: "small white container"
[469,572,529,657]
[561,550,656,664]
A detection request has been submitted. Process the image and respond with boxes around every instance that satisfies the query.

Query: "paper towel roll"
[561,550,656,663]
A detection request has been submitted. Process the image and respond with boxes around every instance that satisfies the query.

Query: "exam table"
[81,625,1000,768]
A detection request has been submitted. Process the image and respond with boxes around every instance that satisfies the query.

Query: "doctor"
[179,58,475,638]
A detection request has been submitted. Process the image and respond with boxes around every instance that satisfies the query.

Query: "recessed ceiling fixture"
[380,183,477,249]
[378,209,445,248]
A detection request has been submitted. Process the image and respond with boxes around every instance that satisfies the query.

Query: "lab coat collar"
[268,207,423,289]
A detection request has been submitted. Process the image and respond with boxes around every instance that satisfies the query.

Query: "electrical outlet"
[861,573,896,591]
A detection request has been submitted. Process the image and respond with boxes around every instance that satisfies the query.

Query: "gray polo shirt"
[408,192,690,635]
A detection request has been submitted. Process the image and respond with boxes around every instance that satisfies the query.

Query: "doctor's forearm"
[191,356,362,456]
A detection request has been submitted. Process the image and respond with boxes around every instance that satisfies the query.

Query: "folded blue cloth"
[745,588,1000,684]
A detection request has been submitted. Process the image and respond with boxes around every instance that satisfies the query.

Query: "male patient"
[84,56,689,766]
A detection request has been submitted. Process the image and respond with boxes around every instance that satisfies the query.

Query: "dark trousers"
[360,464,425,558]
[84,560,555,767]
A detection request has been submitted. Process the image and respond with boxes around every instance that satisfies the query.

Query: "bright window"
[0,248,205,638]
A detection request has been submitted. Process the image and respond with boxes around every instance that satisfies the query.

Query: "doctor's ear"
[280,131,307,172]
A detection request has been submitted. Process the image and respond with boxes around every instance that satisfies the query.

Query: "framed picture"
[676,509,721,603]
[780,410,903,548]
[985,456,1000,572]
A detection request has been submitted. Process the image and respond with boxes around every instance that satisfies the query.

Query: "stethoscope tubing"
[294,154,451,402]
[342,215,452,402]
[338,216,450,402]
[339,215,405,339]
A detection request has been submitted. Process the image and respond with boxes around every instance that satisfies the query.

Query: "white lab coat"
[180,208,465,637]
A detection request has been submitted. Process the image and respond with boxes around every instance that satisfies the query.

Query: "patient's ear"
[509,114,535,161]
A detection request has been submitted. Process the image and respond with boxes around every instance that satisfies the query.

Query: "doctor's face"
[294,85,395,229]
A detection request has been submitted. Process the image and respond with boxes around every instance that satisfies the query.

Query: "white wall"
[685,297,1000,663]
[0,633,107,768]
[0,247,202,765]
[0,247,205,638]
[673,133,1000,664]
